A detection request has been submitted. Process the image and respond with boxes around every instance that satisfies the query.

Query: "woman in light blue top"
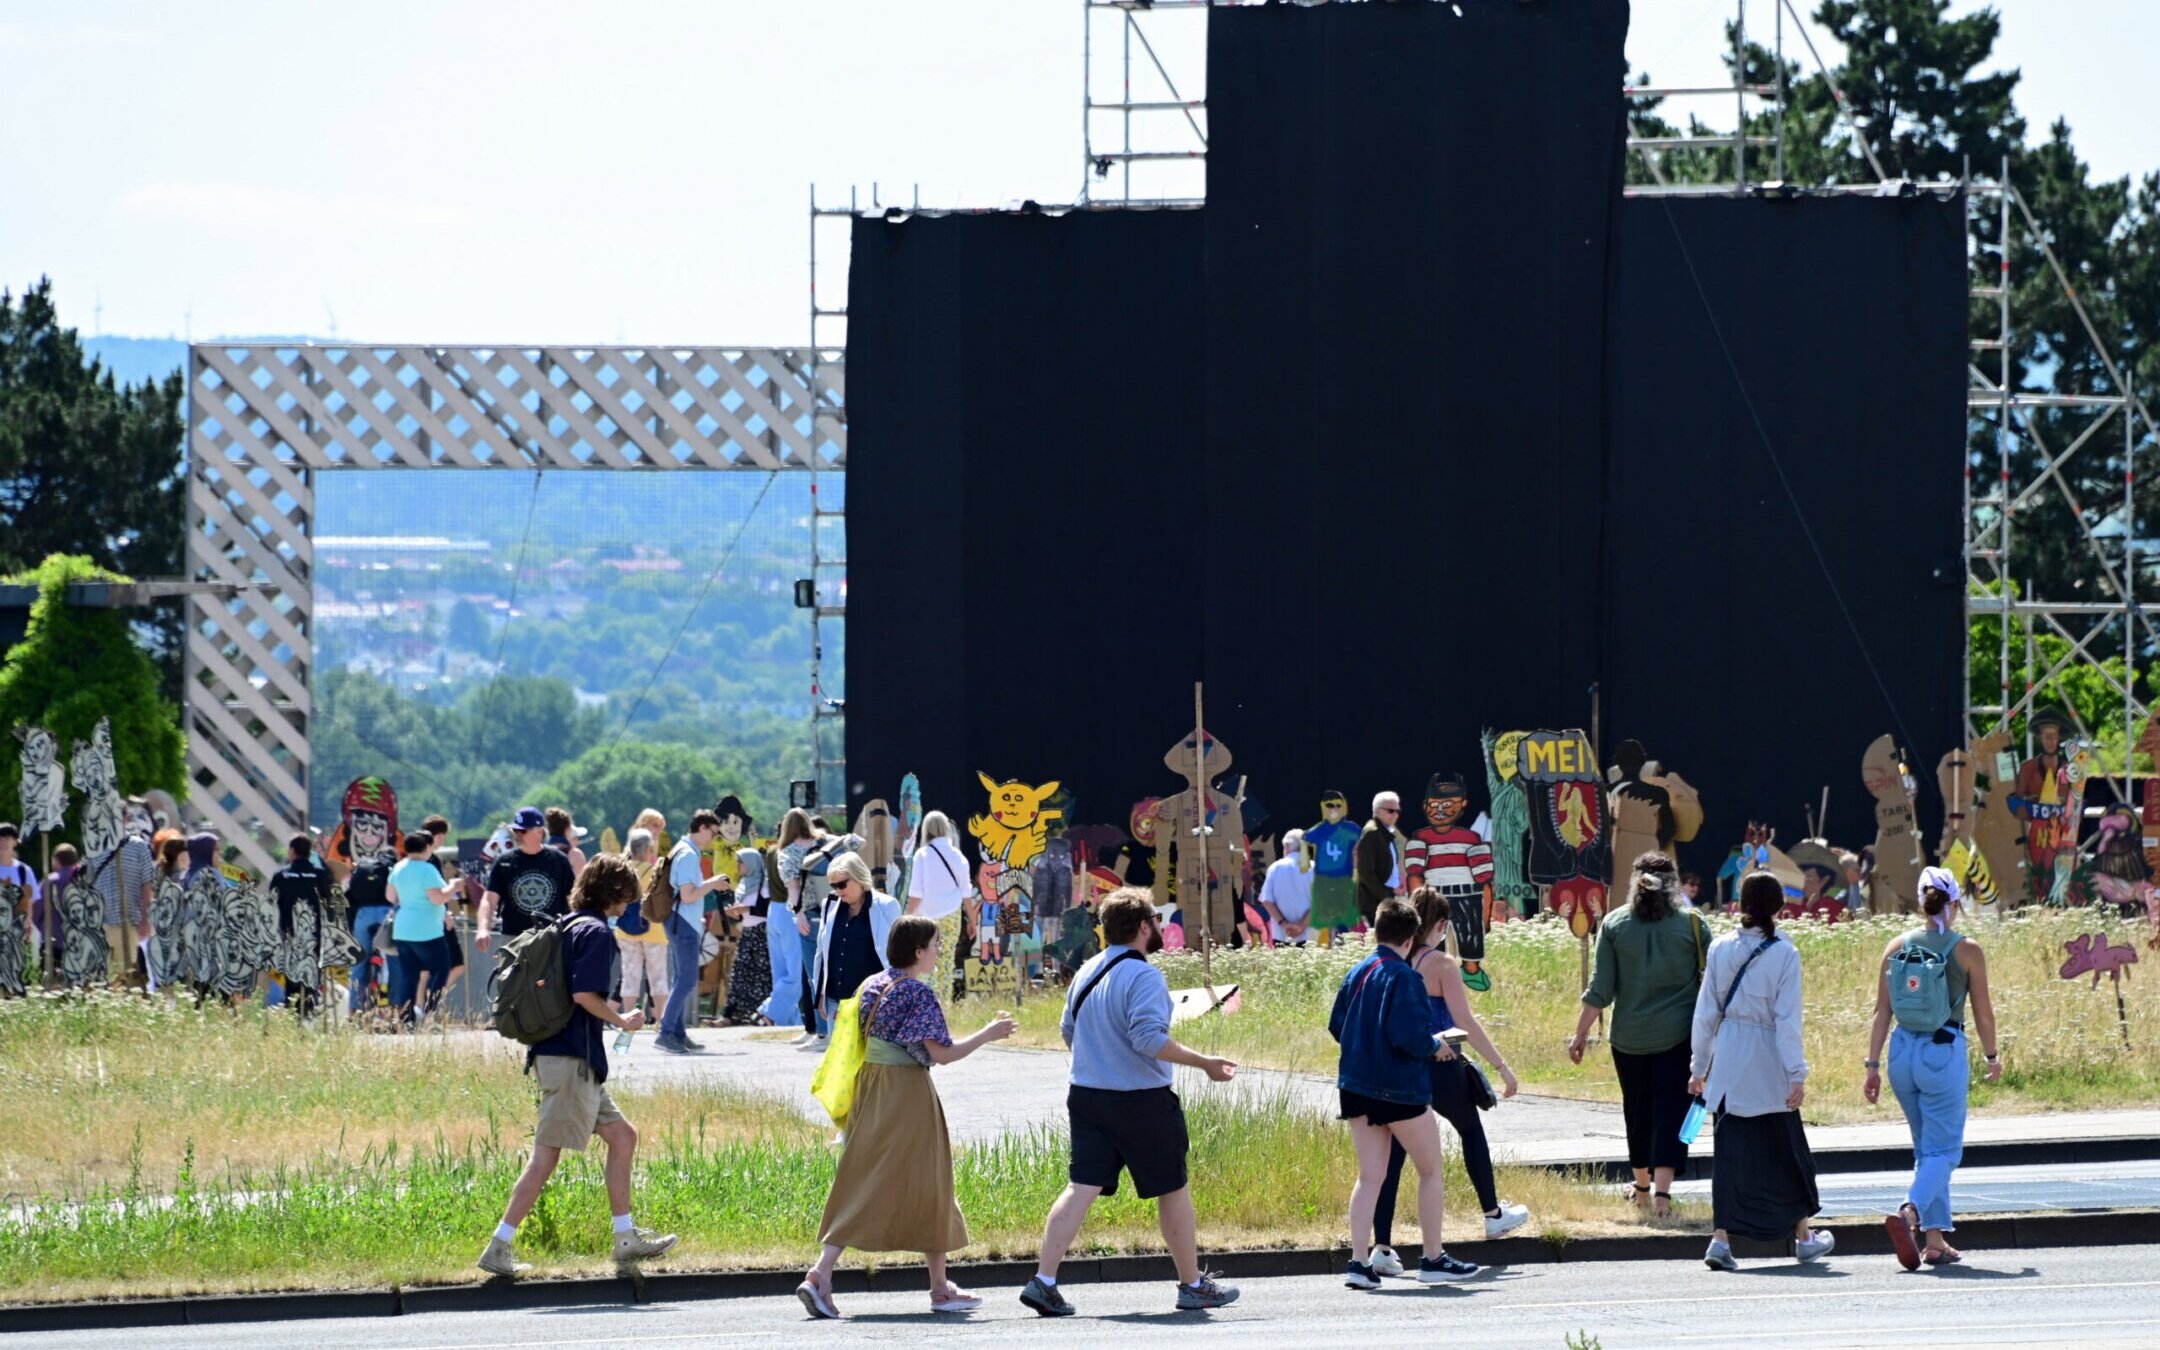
[389,830,459,1024]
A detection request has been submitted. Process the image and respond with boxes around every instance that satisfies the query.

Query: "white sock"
[612,1213,634,1234]
[1034,1272,1056,1287]
[494,1221,517,1244]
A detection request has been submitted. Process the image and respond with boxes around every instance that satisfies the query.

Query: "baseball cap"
[511,806,546,832]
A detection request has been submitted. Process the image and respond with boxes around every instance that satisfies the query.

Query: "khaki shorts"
[534,1054,626,1150]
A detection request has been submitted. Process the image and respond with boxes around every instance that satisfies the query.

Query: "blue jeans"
[1888,1026,1969,1232]
[393,937,451,1022]
[350,905,401,1012]
[761,913,804,1027]
[660,912,702,1039]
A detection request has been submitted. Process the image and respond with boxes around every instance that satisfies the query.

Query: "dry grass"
[1010,909,2160,1123]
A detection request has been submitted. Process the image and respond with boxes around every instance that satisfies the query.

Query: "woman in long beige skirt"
[797,915,1014,1319]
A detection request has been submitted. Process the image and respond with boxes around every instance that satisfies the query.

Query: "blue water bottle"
[1678,1094,1708,1145]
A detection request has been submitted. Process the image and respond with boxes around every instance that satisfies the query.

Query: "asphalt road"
[13,1245,2160,1350]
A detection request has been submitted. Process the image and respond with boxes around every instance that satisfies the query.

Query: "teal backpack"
[1888,934,1962,1034]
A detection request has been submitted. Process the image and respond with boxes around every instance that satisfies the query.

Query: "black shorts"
[444,929,465,968]
[1339,1089,1427,1127]
[1068,1085,1189,1200]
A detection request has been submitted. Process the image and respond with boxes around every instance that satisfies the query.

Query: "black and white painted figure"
[216,882,278,998]
[147,869,189,989]
[57,878,109,988]
[182,867,225,992]
[318,884,362,973]
[71,719,123,858]
[14,726,67,839]
[0,874,26,995]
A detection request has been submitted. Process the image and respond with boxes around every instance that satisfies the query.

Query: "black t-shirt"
[345,857,391,909]
[487,847,577,937]
[268,860,332,936]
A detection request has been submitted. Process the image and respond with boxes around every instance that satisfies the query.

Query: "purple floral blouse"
[857,969,953,1067]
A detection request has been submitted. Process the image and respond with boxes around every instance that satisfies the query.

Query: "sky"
[3,0,2153,349]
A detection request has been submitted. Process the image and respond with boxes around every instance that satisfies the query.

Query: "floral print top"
[857,969,952,1068]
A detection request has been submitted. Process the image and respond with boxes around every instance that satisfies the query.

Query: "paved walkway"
[597,1028,2160,1164]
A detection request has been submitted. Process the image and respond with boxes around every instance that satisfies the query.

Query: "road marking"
[1660,1317,2160,1343]
[1497,1276,2160,1313]
[392,1333,780,1350]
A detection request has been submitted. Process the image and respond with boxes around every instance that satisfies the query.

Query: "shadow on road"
[1916,1264,2041,1282]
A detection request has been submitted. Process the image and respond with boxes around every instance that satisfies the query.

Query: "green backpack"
[1888,934,1962,1035]
[491,915,578,1045]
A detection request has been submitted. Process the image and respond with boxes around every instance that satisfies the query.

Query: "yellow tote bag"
[810,994,866,1129]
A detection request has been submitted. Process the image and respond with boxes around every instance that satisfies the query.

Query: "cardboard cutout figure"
[1304,790,1362,934]
[319,883,362,976]
[1113,799,1161,889]
[1606,740,1704,874]
[1406,772,1497,991]
[147,868,188,988]
[57,874,108,988]
[1962,728,2027,907]
[328,776,399,870]
[216,880,279,998]
[1520,730,1610,923]
[1481,730,1537,917]
[1936,741,2002,913]
[2012,710,2084,906]
[71,719,123,858]
[13,726,66,839]
[968,772,1061,934]
[182,867,226,992]
[0,871,26,995]
[1786,840,1850,921]
[2089,804,2153,916]
[889,774,924,906]
[705,794,754,890]
[1862,735,1925,914]
[1150,728,1246,944]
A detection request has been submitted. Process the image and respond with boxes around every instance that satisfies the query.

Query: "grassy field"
[0,993,1656,1304]
[1010,909,2160,1122]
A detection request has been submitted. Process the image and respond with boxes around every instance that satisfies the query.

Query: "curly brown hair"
[570,852,639,913]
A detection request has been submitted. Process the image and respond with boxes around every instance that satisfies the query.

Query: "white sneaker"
[1795,1229,1836,1263]
[1368,1244,1405,1278]
[477,1237,530,1278]
[1484,1202,1530,1238]
[612,1226,678,1262]
[1703,1238,1738,1272]
[791,1031,817,1045]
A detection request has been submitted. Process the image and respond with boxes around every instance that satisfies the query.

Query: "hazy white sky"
[3,0,2151,346]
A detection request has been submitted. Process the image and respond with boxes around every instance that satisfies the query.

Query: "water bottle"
[1678,1094,1708,1145]
[612,1027,634,1055]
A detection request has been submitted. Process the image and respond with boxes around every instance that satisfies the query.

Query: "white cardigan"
[1689,930,1809,1118]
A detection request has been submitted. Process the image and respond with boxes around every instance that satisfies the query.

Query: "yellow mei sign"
[1519,730,1596,782]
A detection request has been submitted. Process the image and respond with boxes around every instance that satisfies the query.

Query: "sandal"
[1653,1191,1673,1219]
[1627,1182,1651,1206]
[1923,1245,1963,1266]
[1886,1204,1922,1271]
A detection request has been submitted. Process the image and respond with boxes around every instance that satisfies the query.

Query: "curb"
[6,1208,2155,1335]
[1546,1134,2160,1183]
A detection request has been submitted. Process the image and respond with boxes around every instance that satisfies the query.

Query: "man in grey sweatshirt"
[1020,889,1241,1318]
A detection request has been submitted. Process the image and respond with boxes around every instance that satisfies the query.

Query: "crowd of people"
[2,779,2014,1313]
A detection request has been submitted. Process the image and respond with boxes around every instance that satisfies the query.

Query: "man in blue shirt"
[659,809,734,1054]
[1021,889,1240,1318]
[479,853,676,1278]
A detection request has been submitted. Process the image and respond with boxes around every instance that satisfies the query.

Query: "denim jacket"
[1329,948,1437,1105]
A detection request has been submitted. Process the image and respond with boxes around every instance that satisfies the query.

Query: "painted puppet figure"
[1405,771,1497,991]
[1861,735,1925,914]
[328,776,399,871]
[968,772,1061,934]
[1481,730,1536,917]
[2089,804,2153,916]
[1519,730,1610,934]
[147,867,189,988]
[14,725,67,839]
[1303,790,1362,935]
[57,874,108,989]
[888,773,924,908]
[2011,710,2084,905]
[1785,840,1850,922]
[1605,739,1704,875]
[71,718,123,858]
[1150,728,1246,944]
[0,870,26,995]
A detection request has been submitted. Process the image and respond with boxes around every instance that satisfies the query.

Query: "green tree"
[0,280,187,693]
[0,555,187,839]
[453,675,602,773]
[446,599,488,651]
[529,741,759,843]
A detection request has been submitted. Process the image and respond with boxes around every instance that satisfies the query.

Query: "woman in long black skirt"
[1689,871,1834,1270]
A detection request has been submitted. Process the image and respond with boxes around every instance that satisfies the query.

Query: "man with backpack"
[479,852,677,1278]
[656,810,735,1055]
[1020,888,1240,1318]
[1862,866,2003,1270]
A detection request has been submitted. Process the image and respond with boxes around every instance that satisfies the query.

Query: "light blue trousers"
[1888,1025,1969,1232]
[760,912,803,1027]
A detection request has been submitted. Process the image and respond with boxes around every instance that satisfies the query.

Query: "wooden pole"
[1192,682,1215,999]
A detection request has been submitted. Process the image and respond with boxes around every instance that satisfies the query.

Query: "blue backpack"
[1888,934,1961,1034]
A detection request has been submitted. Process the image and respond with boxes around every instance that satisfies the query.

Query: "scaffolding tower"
[808,186,857,809]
